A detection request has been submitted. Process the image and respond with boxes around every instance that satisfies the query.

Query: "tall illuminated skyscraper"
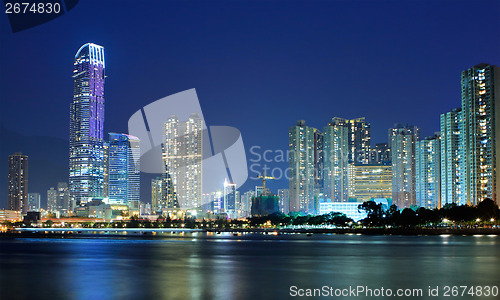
[416,134,441,209]
[390,124,420,208]
[107,133,140,205]
[347,117,371,164]
[69,43,106,205]
[323,118,349,203]
[289,120,320,213]
[8,153,28,213]
[162,114,203,212]
[460,63,499,206]
[440,108,463,205]
[223,178,237,217]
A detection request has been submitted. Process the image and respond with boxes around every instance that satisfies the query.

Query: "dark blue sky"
[1,0,499,195]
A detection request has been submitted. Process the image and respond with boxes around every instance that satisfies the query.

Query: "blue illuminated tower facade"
[107,133,140,205]
[69,43,106,204]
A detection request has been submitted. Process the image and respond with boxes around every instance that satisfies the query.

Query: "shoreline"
[1,227,499,239]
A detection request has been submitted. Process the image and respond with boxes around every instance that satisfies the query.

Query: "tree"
[358,201,384,226]
[476,198,498,219]
[416,207,440,225]
[397,208,418,227]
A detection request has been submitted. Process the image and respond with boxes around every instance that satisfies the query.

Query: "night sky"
[1,0,499,205]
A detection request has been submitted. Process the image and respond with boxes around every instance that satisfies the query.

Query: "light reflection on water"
[1,234,499,300]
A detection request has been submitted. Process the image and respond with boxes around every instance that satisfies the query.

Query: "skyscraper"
[460,63,499,205]
[47,187,57,213]
[223,178,237,217]
[240,190,254,218]
[8,153,28,213]
[416,134,441,209]
[440,108,463,205]
[370,143,391,165]
[57,182,70,211]
[107,133,140,205]
[27,193,41,212]
[162,114,203,212]
[323,118,349,203]
[69,43,106,205]
[289,120,319,213]
[347,117,371,164]
[390,124,420,208]
[103,142,109,198]
[151,177,163,213]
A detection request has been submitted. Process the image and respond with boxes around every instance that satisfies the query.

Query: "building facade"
[57,182,71,211]
[47,187,58,213]
[278,188,290,214]
[347,164,392,202]
[440,108,463,205]
[289,120,319,213]
[460,63,499,205]
[416,134,441,209]
[389,124,420,208]
[27,193,41,212]
[370,143,391,165]
[323,118,349,203]
[347,117,371,164]
[107,133,140,205]
[7,153,28,213]
[162,114,203,212]
[69,43,106,204]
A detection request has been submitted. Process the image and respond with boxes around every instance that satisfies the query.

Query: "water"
[1,233,499,299]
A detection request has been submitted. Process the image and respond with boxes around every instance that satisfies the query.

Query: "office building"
[57,182,70,211]
[460,63,499,205]
[223,178,237,218]
[27,193,41,212]
[107,133,140,205]
[47,187,58,213]
[103,142,109,198]
[389,124,420,208]
[7,153,28,214]
[348,164,392,202]
[416,134,441,209]
[69,43,106,204]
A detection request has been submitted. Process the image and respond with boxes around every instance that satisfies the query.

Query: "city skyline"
[1,1,499,211]
[1,3,499,299]
[2,43,499,213]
